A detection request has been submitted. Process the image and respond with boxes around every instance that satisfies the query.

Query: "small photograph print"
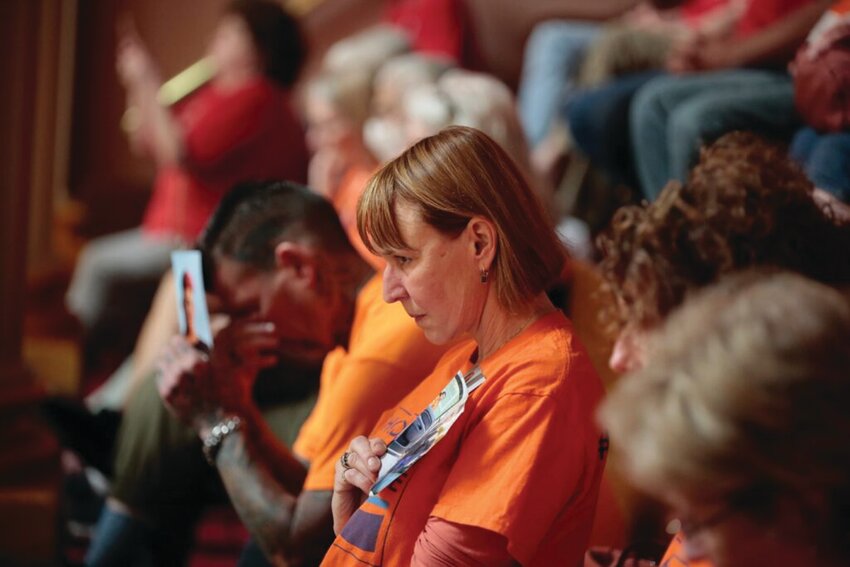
[171,250,213,348]
[371,372,473,495]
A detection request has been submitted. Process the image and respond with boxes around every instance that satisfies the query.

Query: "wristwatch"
[202,415,242,465]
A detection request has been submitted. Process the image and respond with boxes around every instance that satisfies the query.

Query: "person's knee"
[630,77,674,128]
[805,138,850,201]
[667,103,708,146]
[790,127,818,163]
[69,239,127,299]
[666,102,717,178]
[67,248,111,326]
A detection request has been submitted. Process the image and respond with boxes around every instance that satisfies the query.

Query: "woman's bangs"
[357,168,410,255]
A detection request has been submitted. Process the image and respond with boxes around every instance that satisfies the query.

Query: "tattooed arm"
[211,406,335,566]
[157,331,335,565]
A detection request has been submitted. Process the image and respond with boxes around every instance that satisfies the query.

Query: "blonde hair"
[306,70,374,127]
[599,271,850,555]
[322,24,410,75]
[372,53,452,114]
[403,70,533,183]
[357,125,566,313]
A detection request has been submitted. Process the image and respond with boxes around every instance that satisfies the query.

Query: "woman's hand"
[331,436,387,534]
[667,33,738,74]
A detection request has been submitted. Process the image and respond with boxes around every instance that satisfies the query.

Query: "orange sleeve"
[332,167,384,271]
[411,517,517,567]
[430,391,599,565]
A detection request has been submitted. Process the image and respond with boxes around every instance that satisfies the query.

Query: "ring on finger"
[340,451,352,470]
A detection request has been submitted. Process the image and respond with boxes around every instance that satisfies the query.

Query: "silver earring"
[480,269,489,284]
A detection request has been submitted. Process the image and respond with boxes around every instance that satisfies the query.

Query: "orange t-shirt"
[292,274,448,491]
[321,311,608,566]
[660,533,713,567]
[331,166,384,271]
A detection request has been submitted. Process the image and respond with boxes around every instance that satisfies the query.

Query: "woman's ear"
[467,216,497,270]
[274,241,318,287]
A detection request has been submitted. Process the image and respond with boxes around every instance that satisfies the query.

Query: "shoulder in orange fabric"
[321,311,608,567]
[330,165,384,270]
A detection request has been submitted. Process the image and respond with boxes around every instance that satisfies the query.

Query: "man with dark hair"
[86,181,448,566]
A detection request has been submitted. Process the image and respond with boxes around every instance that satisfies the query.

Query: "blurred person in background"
[589,131,850,565]
[599,271,850,567]
[788,0,850,204]
[629,0,831,199]
[66,0,307,368]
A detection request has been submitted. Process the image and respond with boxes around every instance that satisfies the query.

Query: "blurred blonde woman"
[364,53,453,162]
[403,69,555,215]
[303,70,382,268]
[322,126,607,566]
[599,271,850,567]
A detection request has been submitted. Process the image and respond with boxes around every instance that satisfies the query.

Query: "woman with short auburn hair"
[359,124,564,313]
[599,271,850,567]
[321,126,607,566]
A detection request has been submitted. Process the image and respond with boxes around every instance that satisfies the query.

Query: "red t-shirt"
[735,0,817,38]
[142,78,308,243]
[321,311,608,567]
[680,0,729,25]
[384,0,467,63]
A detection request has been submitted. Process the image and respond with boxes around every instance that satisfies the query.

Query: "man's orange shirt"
[660,533,713,567]
[292,274,448,491]
[331,166,384,271]
[321,311,608,566]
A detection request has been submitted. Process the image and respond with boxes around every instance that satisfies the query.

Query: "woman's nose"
[382,265,405,303]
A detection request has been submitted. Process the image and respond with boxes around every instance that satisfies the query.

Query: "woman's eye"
[395,255,411,266]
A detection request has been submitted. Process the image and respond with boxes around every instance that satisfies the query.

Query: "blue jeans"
[630,70,800,200]
[790,127,850,202]
[567,71,662,187]
[85,505,154,567]
[518,20,601,146]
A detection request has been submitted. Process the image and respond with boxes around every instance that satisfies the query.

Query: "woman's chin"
[420,327,452,346]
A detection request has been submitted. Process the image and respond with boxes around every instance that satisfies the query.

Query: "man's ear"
[274,241,318,287]
[467,216,497,271]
